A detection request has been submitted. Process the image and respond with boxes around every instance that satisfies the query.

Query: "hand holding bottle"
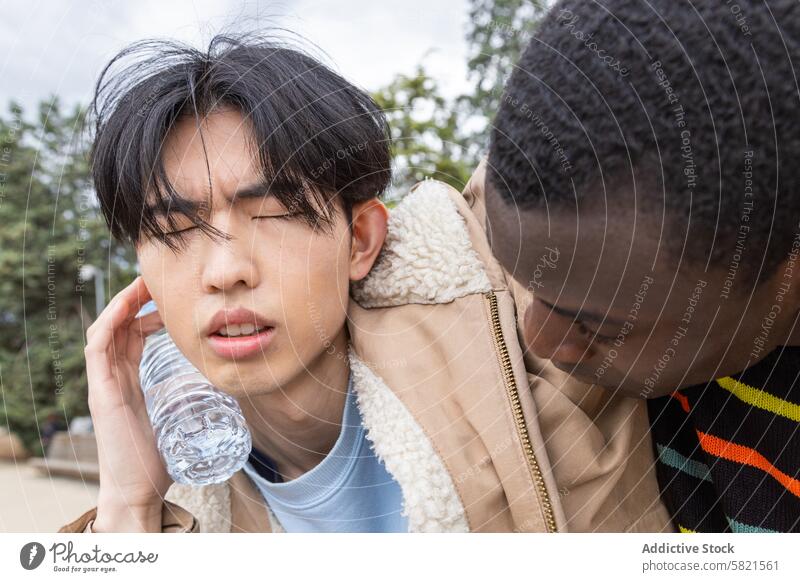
[83,276,170,532]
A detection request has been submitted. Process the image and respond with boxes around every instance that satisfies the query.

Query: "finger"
[86,276,145,342]
[85,277,150,386]
[85,301,132,404]
[116,277,154,326]
[113,280,161,364]
[86,293,133,356]
[131,310,165,336]
[124,311,165,362]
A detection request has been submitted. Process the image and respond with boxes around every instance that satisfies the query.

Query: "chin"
[196,364,255,392]
[563,368,670,398]
[549,361,613,387]
[608,380,679,399]
[215,377,277,398]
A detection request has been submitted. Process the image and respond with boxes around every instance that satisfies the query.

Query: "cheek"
[608,323,710,388]
[137,245,169,313]
[275,227,351,342]
[136,244,196,342]
[520,305,540,351]
[277,224,350,290]
[521,300,564,348]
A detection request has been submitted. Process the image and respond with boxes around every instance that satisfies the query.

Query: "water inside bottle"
[137,302,252,486]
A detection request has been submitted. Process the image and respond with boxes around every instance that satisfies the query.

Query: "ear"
[349,198,389,282]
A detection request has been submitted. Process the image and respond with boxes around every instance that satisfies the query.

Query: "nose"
[522,299,594,365]
[199,212,260,294]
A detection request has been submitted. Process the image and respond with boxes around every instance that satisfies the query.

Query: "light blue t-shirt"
[241,374,408,532]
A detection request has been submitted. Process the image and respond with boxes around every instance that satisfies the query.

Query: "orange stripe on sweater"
[696,431,800,499]
[671,391,691,413]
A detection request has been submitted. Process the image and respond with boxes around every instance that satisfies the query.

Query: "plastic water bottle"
[137,300,252,486]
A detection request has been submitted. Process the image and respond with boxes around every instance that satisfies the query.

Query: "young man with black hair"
[485,0,800,532]
[58,34,674,533]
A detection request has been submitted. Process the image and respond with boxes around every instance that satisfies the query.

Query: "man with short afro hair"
[486,0,800,532]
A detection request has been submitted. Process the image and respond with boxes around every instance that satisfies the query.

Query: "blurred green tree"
[465,0,546,146]
[372,65,476,199]
[373,0,547,195]
[0,99,137,456]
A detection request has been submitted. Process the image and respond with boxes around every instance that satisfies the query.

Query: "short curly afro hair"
[488,0,800,280]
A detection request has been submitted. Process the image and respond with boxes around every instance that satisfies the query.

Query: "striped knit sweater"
[648,345,800,533]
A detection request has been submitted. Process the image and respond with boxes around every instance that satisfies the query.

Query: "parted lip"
[204,307,275,336]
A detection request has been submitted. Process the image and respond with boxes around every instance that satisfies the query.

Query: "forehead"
[160,108,257,195]
[485,188,689,314]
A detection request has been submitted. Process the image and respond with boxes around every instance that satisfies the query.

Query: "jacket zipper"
[485,290,558,533]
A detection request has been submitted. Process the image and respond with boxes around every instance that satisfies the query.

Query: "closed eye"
[253,212,300,221]
[576,321,616,345]
[162,225,199,237]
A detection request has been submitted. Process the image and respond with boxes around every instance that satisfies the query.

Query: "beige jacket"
[59,172,674,533]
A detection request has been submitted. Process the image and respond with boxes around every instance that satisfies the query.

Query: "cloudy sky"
[0,0,472,115]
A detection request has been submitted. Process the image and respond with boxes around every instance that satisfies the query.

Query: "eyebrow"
[537,297,627,326]
[228,181,273,204]
[146,181,272,217]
